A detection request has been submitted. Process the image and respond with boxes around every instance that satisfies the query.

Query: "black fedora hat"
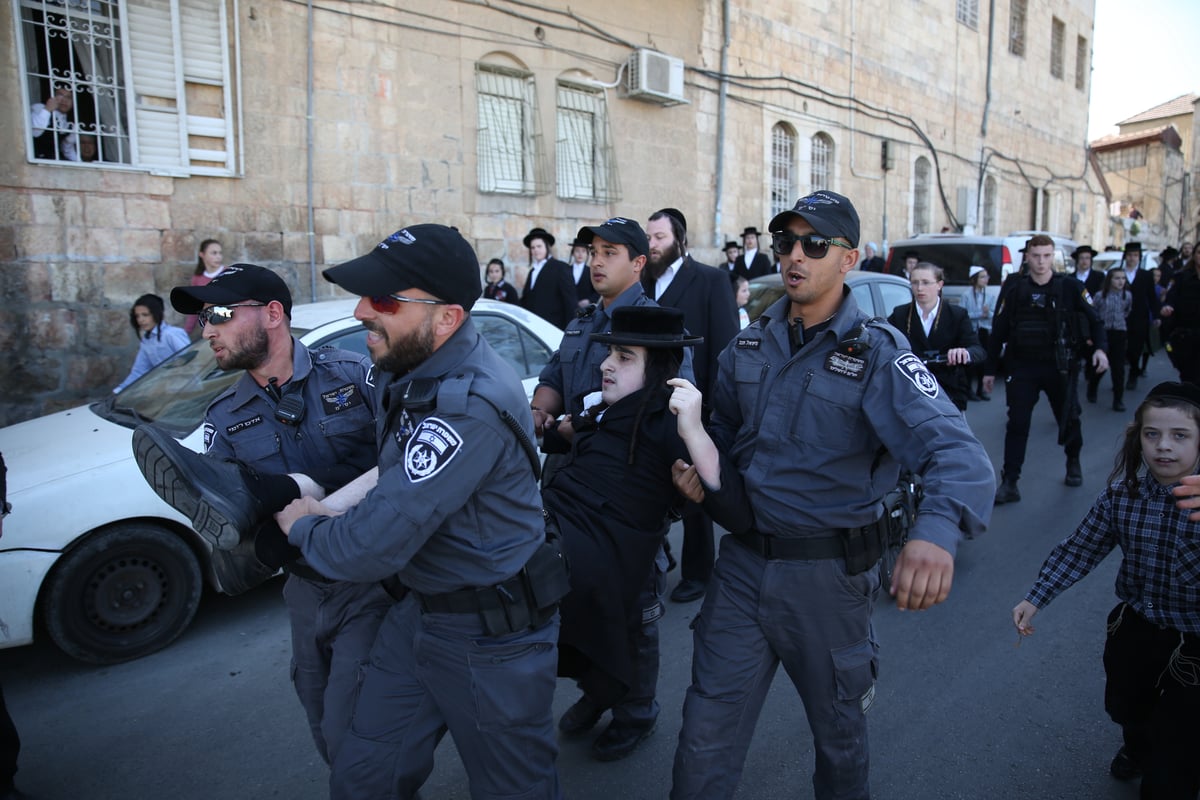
[1124,241,1143,253]
[523,227,556,248]
[723,240,740,251]
[569,227,591,249]
[591,306,703,349]
[1072,245,1098,259]
[741,226,762,237]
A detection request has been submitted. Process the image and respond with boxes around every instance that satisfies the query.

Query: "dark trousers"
[1103,603,1200,800]
[679,505,714,585]
[1088,329,1127,405]
[1166,329,1200,384]
[1127,323,1149,378]
[0,679,18,793]
[1002,359,1082,479]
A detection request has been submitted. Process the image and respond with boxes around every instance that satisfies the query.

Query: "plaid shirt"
[1026,476,1200,635]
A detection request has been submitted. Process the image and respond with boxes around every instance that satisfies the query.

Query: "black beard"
[375,316,435,375]
[219,325,270,371]
[648,240,682,280]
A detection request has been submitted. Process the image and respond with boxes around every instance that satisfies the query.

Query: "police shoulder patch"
[202,422,216,452]
[893,353,940,399]
[404,416,464,482]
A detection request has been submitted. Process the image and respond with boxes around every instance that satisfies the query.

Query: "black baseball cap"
[323,224,482,311]
[170,264,293,317]
[579,217,649,260]
[768,190,861,247]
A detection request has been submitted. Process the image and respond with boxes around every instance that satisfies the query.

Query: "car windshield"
[899,243,1003,285]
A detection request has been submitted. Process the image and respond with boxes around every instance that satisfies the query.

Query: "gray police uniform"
[288,318,562,800]
[204,338,389,765]
[670,291,994,800]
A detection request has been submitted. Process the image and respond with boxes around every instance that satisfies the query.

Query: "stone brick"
[84,228,122,262]
[125,197,172,230]
[84,195,126,229]
[283,232,314,263]
[6,355,63,395]
[15,226,67,260]
[162,230,198,263]
[102,263,160,308]
[122,229,165,263]
[27,308,78,350]
[321,235,356,263]
[65,353,123,391]
[30,194,84,227]
[314,208,339,235]
[47,262,103,304]
[244,232,283,262]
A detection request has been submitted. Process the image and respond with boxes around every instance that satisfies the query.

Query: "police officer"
[133,264,387,765]
[276,225,566,800]
[667,190,995,800]
[984,234,1109,503]
[1159,248,1200,384]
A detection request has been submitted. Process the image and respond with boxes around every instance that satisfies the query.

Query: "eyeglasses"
[770,232,854,259]
[367,293,448,314]
[197,303,266,328]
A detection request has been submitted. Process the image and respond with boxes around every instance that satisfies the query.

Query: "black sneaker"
[558,696,605,736]
[1109,746,1141,781]
[591,720,656,762]
[133,425,265,551]
[994,479,1021,505]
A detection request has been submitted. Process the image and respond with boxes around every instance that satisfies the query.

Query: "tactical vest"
[1008,281,1059,359]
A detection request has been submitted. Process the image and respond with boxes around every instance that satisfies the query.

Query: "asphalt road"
[3,357,1175,799]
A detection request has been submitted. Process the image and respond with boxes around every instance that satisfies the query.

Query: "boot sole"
[133,427,246,551]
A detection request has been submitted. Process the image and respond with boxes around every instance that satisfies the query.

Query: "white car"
[0,298,562,664]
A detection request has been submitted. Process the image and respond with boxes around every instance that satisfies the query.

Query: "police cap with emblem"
[590,306,702,349]
[768,190,861,248]
[171,263,293,317]
[577,217,650,260]
[323,224,482,311]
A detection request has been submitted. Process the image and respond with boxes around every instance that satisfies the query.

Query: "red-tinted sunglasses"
[367,294,448,314]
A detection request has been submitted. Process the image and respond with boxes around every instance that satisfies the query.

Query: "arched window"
[983,175,998,235]
[811,132,833,191]
[913,156,932,234]
[769,123,796,219]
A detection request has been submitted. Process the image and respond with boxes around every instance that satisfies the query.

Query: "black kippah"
[1145,381,1200,410]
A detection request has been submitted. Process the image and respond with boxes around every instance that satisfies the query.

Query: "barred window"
[556,81,619,202]
[957,0,979,30]
[1097,147,1149,172]
[1009,0,1027,56]
[914,157,932,234]
[17,0,237,173]
[983,175,998,236]
[1075,35,1088,91]
[769,123,796,219]
[476,63,544,195]
[811,132,833,192]
[1050,18,1065,79]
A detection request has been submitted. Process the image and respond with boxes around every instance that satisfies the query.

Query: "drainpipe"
[980,0,995,137]
[306,0,317,301]
[712,0,730,247]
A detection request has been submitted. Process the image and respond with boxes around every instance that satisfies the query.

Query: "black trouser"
[1103,603,1200,800]
[1002,358,1081,479]
[1088,329,1127,405]
[1127,322,1149,378]
[971,329,990,393]
[0,679,19,793]
[679,505,714,585]
[1167,329,1200,384]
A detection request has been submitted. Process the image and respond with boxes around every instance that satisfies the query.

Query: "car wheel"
[42,523,203,664]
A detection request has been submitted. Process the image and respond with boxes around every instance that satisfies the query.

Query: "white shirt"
[918,298,940,337]
[527,259,547,289]
[30,104,80,162]
[744,247,759,264]
[654,257,684,300]
[571,260,587,285]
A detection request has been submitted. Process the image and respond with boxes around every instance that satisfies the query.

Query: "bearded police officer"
[667,191,995,800]
[985,234,1109,503]
[276,225,567,800]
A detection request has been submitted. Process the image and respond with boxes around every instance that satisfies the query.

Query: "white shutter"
[127,0,187,170]
[180,0,233,171]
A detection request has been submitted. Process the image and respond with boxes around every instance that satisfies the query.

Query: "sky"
[1087,0,1200,142]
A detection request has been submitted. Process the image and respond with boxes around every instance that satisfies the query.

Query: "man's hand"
[531,408,555,435]
[667,378,705,439]
[1092,349,1109,374]
[672,459,705,504]
[1172,474,1200,522]
[889,539,954,610]
[275,496,337,537]
[982,375,995,394]
[946,347,970,366]
[1012,600,1039,635]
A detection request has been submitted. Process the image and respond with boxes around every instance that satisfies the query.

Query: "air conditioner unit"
[626,49,688,106]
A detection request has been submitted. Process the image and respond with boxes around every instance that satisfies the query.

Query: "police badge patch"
[404,417,463,482]
[893,353,940,399]
[202,422,216,452]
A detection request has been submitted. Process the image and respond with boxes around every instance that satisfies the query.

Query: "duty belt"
[732,519,888,575]
[286,561,336,584]
[413,569,556,637]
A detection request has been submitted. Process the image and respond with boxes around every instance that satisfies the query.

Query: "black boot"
[1064,456,1083,487]
[994,473,1021,505]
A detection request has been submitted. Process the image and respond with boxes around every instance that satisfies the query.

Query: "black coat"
[1071,268,1104,297]
[643,256,740,398]
[544,388,687,706]
[1124,268,1160,336]
[571,263,599,306]
[888,301,985,410]
[737,250,774,280]
[483,279,520,304]
[521,257,577,329]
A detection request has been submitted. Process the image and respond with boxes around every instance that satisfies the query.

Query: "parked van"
[884,234,1011,312]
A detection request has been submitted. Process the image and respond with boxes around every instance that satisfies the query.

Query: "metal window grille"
[769,123,795,218]
[810,132,832,192]
[956,0,978,30]
[1009,0,1026,56]
[1075,35,1088,91]
[1050,18,1065,79]
[983,176,998,236]
[914,157,932,234]
[476,64,547,196]
[1097,147,1148,172]
[556,82,620,203]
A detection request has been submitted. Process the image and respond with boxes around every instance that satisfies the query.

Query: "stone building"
[2,0,1105,424]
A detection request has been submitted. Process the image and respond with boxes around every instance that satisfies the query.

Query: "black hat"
[1072,245,1098,259]
[569,227,591,249]
[578,217,649,260]
[1160,247,1179,261]
[1146,381,1200,411]
[723,240,739,251]
[323,225,482,311]
[171,264,293,317]
[768,190,861,247]
[523,227,556,249]
[903,250,920,260]
[654,207,688,233]
[590,306,703,349]
[1124,241,1143,253]
[741,226,762,237]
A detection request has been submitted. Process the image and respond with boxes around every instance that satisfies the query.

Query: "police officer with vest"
[984,234,1109,504]
[276,225,567,800]
[667,191,995,800]
[132,264,388,766]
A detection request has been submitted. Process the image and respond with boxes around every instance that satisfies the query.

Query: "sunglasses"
[197,303,266,328]
[367,293,448,314]
[770,232,854,259]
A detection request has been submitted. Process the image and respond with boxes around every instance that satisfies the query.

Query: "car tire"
[42,523,203,664]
